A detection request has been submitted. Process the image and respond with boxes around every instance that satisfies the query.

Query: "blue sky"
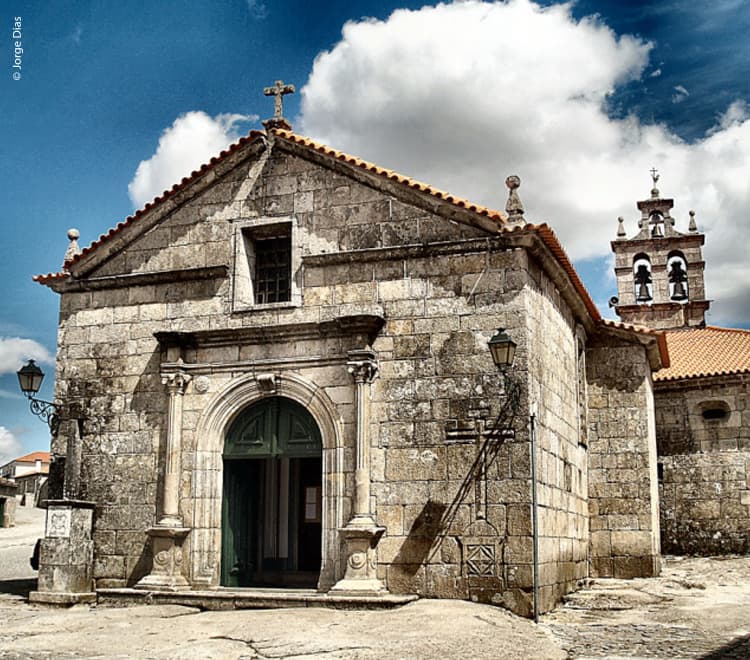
[2,0,749,459]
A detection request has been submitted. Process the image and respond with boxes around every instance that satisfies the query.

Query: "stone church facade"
[611,176,750,555]
[34,111,669,615]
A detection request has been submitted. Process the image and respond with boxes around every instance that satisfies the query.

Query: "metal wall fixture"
[16,359,60,436]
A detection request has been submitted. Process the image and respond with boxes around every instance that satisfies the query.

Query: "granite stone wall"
[586,336,660,578]
[51,140,576,613]
[524,262,588,613]
[48,136,669,615]
[655,377,750,554]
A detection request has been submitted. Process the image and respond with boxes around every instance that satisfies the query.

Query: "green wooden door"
[221,398,322,587]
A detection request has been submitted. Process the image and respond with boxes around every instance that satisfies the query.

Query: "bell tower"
[611,171,710,330]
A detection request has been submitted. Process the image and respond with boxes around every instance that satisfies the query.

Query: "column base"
[330,520,388,596]
[135,526,190,592]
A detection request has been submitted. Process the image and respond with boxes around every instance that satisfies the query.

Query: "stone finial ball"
[67,228,80,241]
[505,175,521,190]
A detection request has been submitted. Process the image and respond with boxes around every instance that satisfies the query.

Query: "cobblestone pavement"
[0,553,748,658]
[540,556,750,659]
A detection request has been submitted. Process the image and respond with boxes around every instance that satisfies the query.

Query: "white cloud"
[128,111,256,208]
[672,84,689,103]
[649,68,662,78]
[710,99,750,133]
[0,426,22,465]
[0,337,53,375]
[300,0,750,325]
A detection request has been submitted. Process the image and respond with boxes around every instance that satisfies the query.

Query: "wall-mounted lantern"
[16,359,60,436]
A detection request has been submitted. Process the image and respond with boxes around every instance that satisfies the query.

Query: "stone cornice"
[303,238,501,266]
[154,314,385,350]
[50,265,229,293]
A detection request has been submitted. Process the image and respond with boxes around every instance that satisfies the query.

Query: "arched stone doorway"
[221,397,322,588]
[189,372,344,591]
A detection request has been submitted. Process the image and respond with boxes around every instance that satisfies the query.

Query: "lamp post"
[16,359,60,436]
[487,329,539,622]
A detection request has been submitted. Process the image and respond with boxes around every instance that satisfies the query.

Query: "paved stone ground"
[540,556,750,659]
[1,513,748,660]
[0,504,44,580]
[0,597,563,660]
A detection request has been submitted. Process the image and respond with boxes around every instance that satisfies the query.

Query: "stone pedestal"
[30,499,96,605]
[330,519,386,595]
[135,527,190,591]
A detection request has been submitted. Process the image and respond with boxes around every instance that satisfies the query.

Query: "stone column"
[136,367,191,591]
[158,370,191,527]
[330,349,387,596]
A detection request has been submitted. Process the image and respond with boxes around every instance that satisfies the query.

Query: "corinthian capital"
[161,370,192,395]
[347,348,378,385]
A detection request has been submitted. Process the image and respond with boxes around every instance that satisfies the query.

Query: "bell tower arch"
[611,171,710,330]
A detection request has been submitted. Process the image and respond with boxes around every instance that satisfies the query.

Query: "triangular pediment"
[57,129,506,283]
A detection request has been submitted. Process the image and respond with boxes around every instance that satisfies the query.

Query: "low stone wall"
[659,451,750,554]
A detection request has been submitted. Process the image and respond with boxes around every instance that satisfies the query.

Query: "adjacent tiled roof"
[14,451,50,464]
[654,326,750,382]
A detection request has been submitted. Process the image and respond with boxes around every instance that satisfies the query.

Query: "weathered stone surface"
[39,130,675,620]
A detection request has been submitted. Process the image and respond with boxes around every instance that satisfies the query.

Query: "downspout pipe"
[530,411,540,623]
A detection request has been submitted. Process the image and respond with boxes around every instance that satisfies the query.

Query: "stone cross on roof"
[649,167,660,198]
[263,80,295,121]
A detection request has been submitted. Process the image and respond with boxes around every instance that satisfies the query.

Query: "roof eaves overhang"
[598,319,669,371]
[50,133,269,283]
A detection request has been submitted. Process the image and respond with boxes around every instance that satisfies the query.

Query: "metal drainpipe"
[530,411,540,623]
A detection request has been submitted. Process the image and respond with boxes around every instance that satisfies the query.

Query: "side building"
[611,175,750,555]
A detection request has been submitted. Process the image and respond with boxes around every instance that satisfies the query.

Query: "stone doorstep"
[96,587,418,611]
[29,591,97,606]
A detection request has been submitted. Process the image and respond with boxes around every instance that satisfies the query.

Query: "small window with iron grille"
[233,219,297,311]
[254,235,291,304]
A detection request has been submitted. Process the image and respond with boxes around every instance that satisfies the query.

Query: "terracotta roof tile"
[12,451,50,463]
[654,326,750,382]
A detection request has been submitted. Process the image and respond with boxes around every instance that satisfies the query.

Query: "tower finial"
[650,167,660,198]
[688,209,697,233]
[62,228,81,272]
[504,175,525,226]
[617,216,626,238]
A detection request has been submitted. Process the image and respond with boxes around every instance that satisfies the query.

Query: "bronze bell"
[672,280,688,301]
[636,282,652,302]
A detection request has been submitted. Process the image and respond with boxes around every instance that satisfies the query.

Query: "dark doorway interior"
[221,398,322,588]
